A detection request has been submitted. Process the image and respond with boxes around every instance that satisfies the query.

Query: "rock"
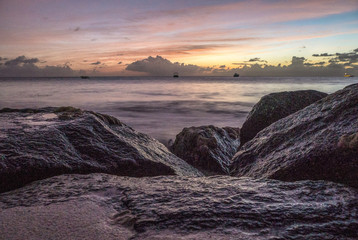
[231,84,358,188]
[0,173,357,240]
[0,107,202,193]
[240,90,327,146]
[170,125,240,174]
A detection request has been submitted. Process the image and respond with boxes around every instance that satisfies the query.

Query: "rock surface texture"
[0,107,202,193]
[231,84,358,188]
[239,90,327,146]
[0,174,357,240]
[170,125,240,174]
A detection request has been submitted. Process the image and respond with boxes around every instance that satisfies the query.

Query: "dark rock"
[231,84,358,188]
[170,125,240,175]
[0,107,202,193]
[0,173,357,239]
[240,90,327,146]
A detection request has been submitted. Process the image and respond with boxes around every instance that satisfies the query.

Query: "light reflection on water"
[1,76,357,143]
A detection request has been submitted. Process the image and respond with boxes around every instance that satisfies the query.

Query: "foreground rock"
[170,126,240,174]
[0,107,202,193]
[0,174,357,240]
[240,90,327,146]
[231,84,358,188]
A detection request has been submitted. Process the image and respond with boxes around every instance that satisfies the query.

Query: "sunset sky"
[0,0,357,76]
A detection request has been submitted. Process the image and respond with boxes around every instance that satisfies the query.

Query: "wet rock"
[240,90,327,146]
[0,107,202,193]
[170,125,240,174]
[0,173,357,240]
[231,84,358,188]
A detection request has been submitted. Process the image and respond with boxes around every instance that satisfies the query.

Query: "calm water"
[1,76,357,143]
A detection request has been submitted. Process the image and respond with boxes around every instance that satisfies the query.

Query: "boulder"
[0,107,202,193]
[0,173,357,240]
[231,84,358,188]
[240,90,327,146]
[170,125,240,174]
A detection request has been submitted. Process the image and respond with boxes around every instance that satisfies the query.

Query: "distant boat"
[173,72,179,78]
[344,73,354,77]
[80,76,90,79]
[233,73,240,77]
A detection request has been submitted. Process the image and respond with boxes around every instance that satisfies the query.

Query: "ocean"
[1,76,357,144]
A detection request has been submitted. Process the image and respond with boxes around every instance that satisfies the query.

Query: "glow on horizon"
[0,0,357,75]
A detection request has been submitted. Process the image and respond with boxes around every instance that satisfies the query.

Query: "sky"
[0,0,357,76]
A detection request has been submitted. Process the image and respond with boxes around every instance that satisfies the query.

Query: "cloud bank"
[1,49,357,77]
[218,51,358,76]
[126,56,212,76]
[126,49,358,77]
[0,56,81,77]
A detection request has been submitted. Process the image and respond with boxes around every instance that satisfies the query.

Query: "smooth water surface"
[1,76,357,143]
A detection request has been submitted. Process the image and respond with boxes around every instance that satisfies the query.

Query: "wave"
[109,100,252,115]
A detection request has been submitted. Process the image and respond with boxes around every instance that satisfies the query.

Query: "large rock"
[0,107,202,193]
[0,174,357,240]
[240,90,327,146]
[170,125,240,174]
[231,84,358,188]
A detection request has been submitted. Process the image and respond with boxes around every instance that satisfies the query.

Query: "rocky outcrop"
[0,107,202,193]
[170,125,240,174]
[239,90,327,146]
[231,84,358,188]
[0,173,357,240]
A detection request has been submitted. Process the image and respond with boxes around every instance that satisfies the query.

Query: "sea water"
[1,76,357,143]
